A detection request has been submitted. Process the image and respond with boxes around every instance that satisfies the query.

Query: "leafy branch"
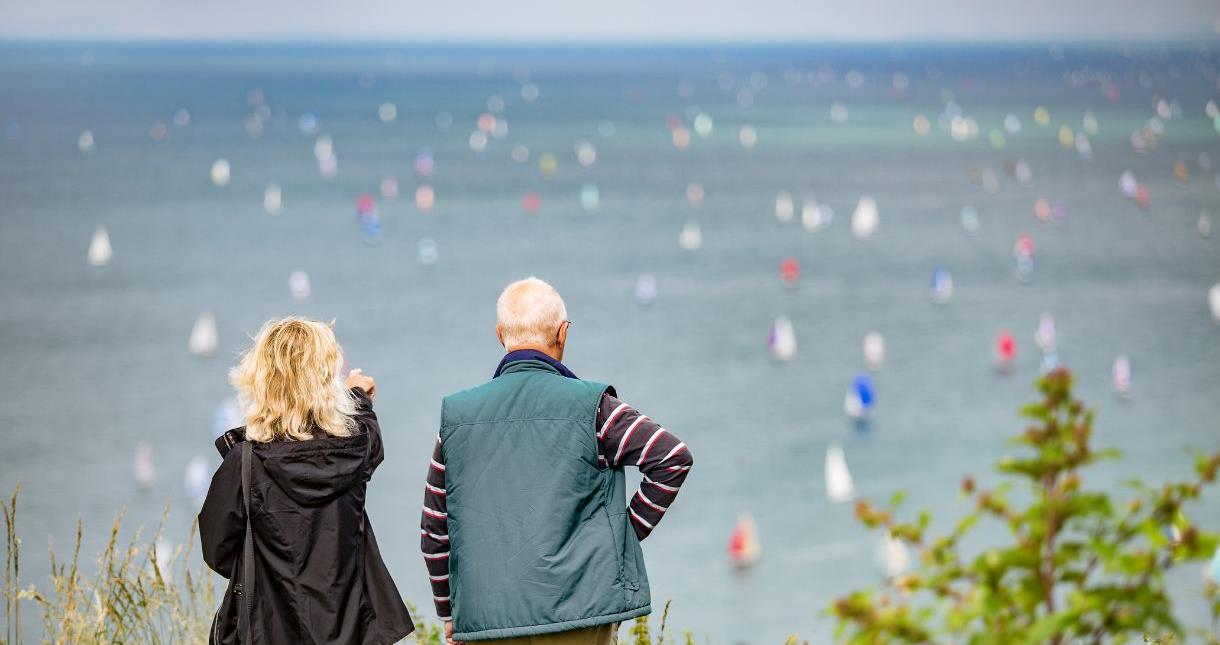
[831,368,1220,644]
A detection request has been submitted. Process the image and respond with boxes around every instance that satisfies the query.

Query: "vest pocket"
[601,505,628,589]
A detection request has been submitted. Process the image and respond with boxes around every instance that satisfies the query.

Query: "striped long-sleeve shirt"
[420,393,693,622]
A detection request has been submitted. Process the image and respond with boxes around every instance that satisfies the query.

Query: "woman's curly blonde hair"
[230,317,355,443]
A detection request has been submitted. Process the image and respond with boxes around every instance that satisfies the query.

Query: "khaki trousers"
[478,623,617,645]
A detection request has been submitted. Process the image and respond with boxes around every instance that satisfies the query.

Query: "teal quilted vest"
[440,360,651,640]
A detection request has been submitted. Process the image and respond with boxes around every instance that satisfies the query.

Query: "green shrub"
[830,368,1220,644]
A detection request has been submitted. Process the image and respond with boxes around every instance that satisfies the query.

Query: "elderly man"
[420,277,693,645]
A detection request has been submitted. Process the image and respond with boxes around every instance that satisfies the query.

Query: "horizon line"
[0,36,1215,47]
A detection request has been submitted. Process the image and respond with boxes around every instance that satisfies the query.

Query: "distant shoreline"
[0,38,1214,50]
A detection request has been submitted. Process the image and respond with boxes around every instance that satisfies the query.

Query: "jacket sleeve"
[350,387,385,479]
[198,448,245,578]
[596,393,693,541]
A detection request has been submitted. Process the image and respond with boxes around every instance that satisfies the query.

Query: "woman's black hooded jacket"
[199,388,414,644]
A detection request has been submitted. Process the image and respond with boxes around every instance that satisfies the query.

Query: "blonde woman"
[200,317,413,645]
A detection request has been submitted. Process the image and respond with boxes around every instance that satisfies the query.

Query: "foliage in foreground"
[2,488,217,644]
[830,368,1220,644]
[0,491,456,644]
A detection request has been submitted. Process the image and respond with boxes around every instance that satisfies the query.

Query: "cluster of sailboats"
[71,72,1220,584]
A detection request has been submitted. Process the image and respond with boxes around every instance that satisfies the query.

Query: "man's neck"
[505,345,562,362]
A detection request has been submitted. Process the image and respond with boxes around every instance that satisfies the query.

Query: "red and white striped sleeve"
[597,393,693,541]
[419,436,452,621]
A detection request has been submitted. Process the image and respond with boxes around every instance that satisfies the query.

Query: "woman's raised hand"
[345,368,376,400]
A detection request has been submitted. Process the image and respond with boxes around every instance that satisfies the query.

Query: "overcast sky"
[1,0,1217,42]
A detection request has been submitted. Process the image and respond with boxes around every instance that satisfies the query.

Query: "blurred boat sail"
[212,397,241,439]
[1034,312,1056,352]
[728,513,761,568]
[774,191,794,223]
[635,274,657,307]
[844,373,875,420]
[679,221,703,251]
[995,329,1016,373]
[825,444,855,503]
[88,226,112,266]
[1112,354,1132,399]
[768,316,797,361]
[930,267,954,304]
[134,441,156,489]
[77,129,95,154]
[264,183,283,215]
[851,195,879,240]
[863,331,885,371]
[189,311,218,357]
[185,455,209,504]
[289,270,311,301]
[877,535,910,577]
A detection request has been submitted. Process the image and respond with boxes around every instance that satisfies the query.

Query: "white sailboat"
[851,195,879,240]
[88,226,112,266]
[844,389,864,420]
[418,238,439,266]
[678,222,703,251]
[153,538,174,581]
[289,270,311,302]
[877,535,910,577]
[185,456,210,504]
[210,159,231,186]
[825,444,855,504]
[863,331,885,371]
[930,267,954,304]
[774,191,795,223]
[134,441,156,488]
[264,183,283,215]
[77,129,95,154]
[768,316,797,361]
[801,201,822,232]
[960,206,980,235]
[212,397,241,439]
[189,311,218,357]
[1112,355,1131,398]
[635,274,657,306]
[1210,283,1220,323]
[1034,312,1057,352]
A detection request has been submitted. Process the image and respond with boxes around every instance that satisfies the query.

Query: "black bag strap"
[238,440,256,643]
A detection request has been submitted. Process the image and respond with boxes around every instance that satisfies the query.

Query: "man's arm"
[420,436,452,622]
[597,393,693,540]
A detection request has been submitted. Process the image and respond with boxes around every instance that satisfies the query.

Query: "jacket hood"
[252,431,371,506]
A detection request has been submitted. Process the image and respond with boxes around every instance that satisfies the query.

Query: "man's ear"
[557,320,568,349]
[495,324,505,348]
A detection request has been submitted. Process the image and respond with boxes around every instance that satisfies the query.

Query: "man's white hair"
[497,277,568,349]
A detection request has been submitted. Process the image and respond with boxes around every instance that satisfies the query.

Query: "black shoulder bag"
[236,441,256,643]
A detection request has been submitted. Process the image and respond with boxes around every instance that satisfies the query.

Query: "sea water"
[1,42,1218,642]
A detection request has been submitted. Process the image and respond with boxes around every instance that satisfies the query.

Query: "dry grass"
[1,486,454,644]
[2,486,216,644]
